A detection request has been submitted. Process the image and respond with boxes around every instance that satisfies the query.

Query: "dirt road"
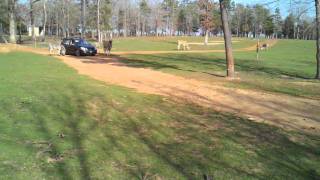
[2,42,320,134]
[59,55,320,133]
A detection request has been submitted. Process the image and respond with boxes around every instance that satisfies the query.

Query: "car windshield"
[75,39,90,46]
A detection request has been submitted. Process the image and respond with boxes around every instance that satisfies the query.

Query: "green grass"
[18,35,257,51]
[0,51,319,179]
[112,36,256,51]
[120,39,320,98]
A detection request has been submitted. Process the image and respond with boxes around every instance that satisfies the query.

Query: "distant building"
[28,26,41,37]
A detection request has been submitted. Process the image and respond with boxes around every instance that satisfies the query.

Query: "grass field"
[18,36,257,51]
[111,36,257,51]
[0,51,319,179]
[119,39,320,99]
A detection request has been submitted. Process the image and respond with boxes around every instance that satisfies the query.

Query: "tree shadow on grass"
[24,86,93,180]
[106,53,314,80]
[12,78,320,179]
[3,51,319,179]
[113,102,320,179]
[152,54,315,79]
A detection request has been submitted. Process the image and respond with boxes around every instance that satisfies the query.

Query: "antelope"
[177,40,190,51]
[48,43,62,56]
[103,40,113,56]
[260,43,269,51]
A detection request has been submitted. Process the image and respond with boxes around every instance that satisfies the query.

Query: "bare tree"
[80,0,86,38]
[29,0,34,40]
[219,0,235,78]
[42,0,47,41]
[154,4,162,36]
[162,0,177,36]
[8,0,16,43]
[64,0,70,37]
[97,0,101,42]
[198,0,214,45]
[170,0,176,36]
[123,6,127,37]
[29,0,40,41]
[316,0,320,79]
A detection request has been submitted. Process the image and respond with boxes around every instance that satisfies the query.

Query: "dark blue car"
[61,37,97,56]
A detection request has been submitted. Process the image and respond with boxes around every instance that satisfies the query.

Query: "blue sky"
[19,0,316,17]
[233,0,315,17]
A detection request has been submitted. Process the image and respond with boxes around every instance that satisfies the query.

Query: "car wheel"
[60,46,66,56]
[75,50,80,56]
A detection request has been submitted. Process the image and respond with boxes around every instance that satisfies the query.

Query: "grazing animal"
[103,40,113,56]
[177,40,190,51]
[49,43,62,55]
[260,43,269,51]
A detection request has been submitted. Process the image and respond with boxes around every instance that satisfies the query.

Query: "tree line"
[0,0,317,40]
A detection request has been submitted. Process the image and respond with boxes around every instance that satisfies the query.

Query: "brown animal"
[260,43,269,51]
[177,40,190,51]
[103,40,113,56]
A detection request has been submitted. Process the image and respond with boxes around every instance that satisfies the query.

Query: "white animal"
[177,40,190,51]
[49,43,62,56]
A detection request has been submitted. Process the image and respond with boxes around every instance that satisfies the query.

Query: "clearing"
[1,38,319,179]
[0,51,319,179]
[7,39,319,134]
[49,53,320,133]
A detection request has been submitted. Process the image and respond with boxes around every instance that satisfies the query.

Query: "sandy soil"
[0,45,12,53]
[2,41,320,134]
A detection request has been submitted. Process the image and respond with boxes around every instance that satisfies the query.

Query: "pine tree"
[273,8,282,38]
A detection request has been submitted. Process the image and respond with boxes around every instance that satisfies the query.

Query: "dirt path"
[61,55,320,133]
[2,42,320,134]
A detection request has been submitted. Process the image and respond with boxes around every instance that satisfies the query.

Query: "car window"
[79,40,90,45]
[74,39,90,46]
[63,40,70,45]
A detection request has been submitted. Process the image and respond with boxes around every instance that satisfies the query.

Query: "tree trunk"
[166,15,169,36]
[67,1,70,37]
[30,0,35,41]
[155,18,158,37]
[56,11,59,37]
[316,0,320,79]
[124,8,127,37]
[80,0,86,38]
[137,10,140,36]
[171,3,175,36]
[62,0,66,38]
[219,0,235,78]
[204,29,209,45]
[143,20,146,36]
[42,0,47,41]
[9,0,16,43]
[97,0,101,42]
[236,27,239,37]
